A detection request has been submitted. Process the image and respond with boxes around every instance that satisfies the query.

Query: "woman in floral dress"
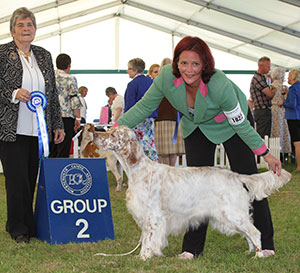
[270,67,291,162]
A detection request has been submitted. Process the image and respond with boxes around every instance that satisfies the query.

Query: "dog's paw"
[140,253,150,261]
[254,251,264,258]
[140,249,153,260]
[115,184,122,192]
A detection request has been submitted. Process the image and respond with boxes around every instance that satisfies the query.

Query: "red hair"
[172,36,215,84]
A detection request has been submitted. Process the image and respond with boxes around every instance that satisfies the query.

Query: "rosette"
[27,91,49,158]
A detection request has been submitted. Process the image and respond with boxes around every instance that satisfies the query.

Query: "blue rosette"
[27,91,49,158]
[27,91,47,112]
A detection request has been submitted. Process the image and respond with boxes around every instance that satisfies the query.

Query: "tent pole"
[114,17,120,69]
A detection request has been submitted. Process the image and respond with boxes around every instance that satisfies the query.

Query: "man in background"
[49,53,81,158]
[250,56,276,138]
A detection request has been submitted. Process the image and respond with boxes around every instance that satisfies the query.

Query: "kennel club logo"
[60,163,92,196]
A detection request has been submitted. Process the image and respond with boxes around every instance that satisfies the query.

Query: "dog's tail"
[239,169,292,201]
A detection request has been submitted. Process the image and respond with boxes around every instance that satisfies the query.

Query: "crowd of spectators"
[250,57,300,170]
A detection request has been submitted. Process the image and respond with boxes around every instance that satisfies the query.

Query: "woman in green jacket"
[116,36,281,258]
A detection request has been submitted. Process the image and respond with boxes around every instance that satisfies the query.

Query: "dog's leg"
[114,174,123,192]
[117,161,124,186]
[107,155,123,192]
[236,220,263,258]
[245,237,255,253]
[114,161,124,191]
[212,210,262,258]
[139,214,167,260]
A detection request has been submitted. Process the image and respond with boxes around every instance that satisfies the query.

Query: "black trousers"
[49,117,74,158]
[253,108,272,138]
[0,135,39,239]
[181,128,274,256]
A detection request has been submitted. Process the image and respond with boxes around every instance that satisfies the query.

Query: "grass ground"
[0,164,299,273]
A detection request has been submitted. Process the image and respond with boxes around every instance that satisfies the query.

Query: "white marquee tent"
[1,0,299,121]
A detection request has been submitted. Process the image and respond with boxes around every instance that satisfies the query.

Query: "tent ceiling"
[0,0,299,68]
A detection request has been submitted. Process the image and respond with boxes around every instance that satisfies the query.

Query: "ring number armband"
[223,102,245,126]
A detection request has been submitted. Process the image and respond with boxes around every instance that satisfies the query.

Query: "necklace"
[18,49,31,58]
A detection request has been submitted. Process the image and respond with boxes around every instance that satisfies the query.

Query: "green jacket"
[118,65,266,155]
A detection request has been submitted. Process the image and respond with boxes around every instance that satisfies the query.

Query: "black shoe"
[15,235,30,244]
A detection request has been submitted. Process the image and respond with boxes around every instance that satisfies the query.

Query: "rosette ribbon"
[172,111,182,143]
[27,91,49,158]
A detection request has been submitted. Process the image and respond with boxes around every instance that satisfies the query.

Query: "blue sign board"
[35,158,114,244]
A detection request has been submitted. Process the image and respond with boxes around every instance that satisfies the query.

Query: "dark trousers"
[49,117,74,158]
[0,135,39,239]
[253,108,272,138]
[181,128,274,256]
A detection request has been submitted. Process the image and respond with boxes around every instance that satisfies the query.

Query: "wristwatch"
[261,148,270,157]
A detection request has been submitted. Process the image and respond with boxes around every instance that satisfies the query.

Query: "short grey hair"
[289,69,300,82]
[258,56,270,65]
[105,87,117,96]
[128,58,145,73]
[10,7,36,33]
[271,67,285,81]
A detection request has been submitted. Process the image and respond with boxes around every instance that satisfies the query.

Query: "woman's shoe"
[178,251,194,260]
[15,235,30,244]
[262,249,275,257]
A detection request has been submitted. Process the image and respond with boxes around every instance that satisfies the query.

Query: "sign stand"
[35,158,114,244]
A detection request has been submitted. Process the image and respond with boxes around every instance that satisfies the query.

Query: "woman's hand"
[263,153,282,175]
[16,88,31,102]
[282,87,289,95]
[53,129,65,144]
[74,120,81,131]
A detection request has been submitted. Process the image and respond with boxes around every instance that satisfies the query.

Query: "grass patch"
[0,165,299,272]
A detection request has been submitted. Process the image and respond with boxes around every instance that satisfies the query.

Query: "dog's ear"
[121,143,130,158]
[81,141,92,157]
[87,123,95,133]
[128,141,138,165]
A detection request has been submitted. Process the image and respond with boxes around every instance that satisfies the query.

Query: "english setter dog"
[80,123,123,191]
[93,126,291,260]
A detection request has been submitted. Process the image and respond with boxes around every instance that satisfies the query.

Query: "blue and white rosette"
[27,91,49,158]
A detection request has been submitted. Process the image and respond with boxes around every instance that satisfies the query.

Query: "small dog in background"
[79,123,124,191]
[93,126,291,260]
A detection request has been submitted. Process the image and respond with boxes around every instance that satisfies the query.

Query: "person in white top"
[105,87,124,123]
[78,86,88,123]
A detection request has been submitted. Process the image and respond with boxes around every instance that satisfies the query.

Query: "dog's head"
[80,123,105,158]
[80,123,95,149]
[94,126,141,164]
